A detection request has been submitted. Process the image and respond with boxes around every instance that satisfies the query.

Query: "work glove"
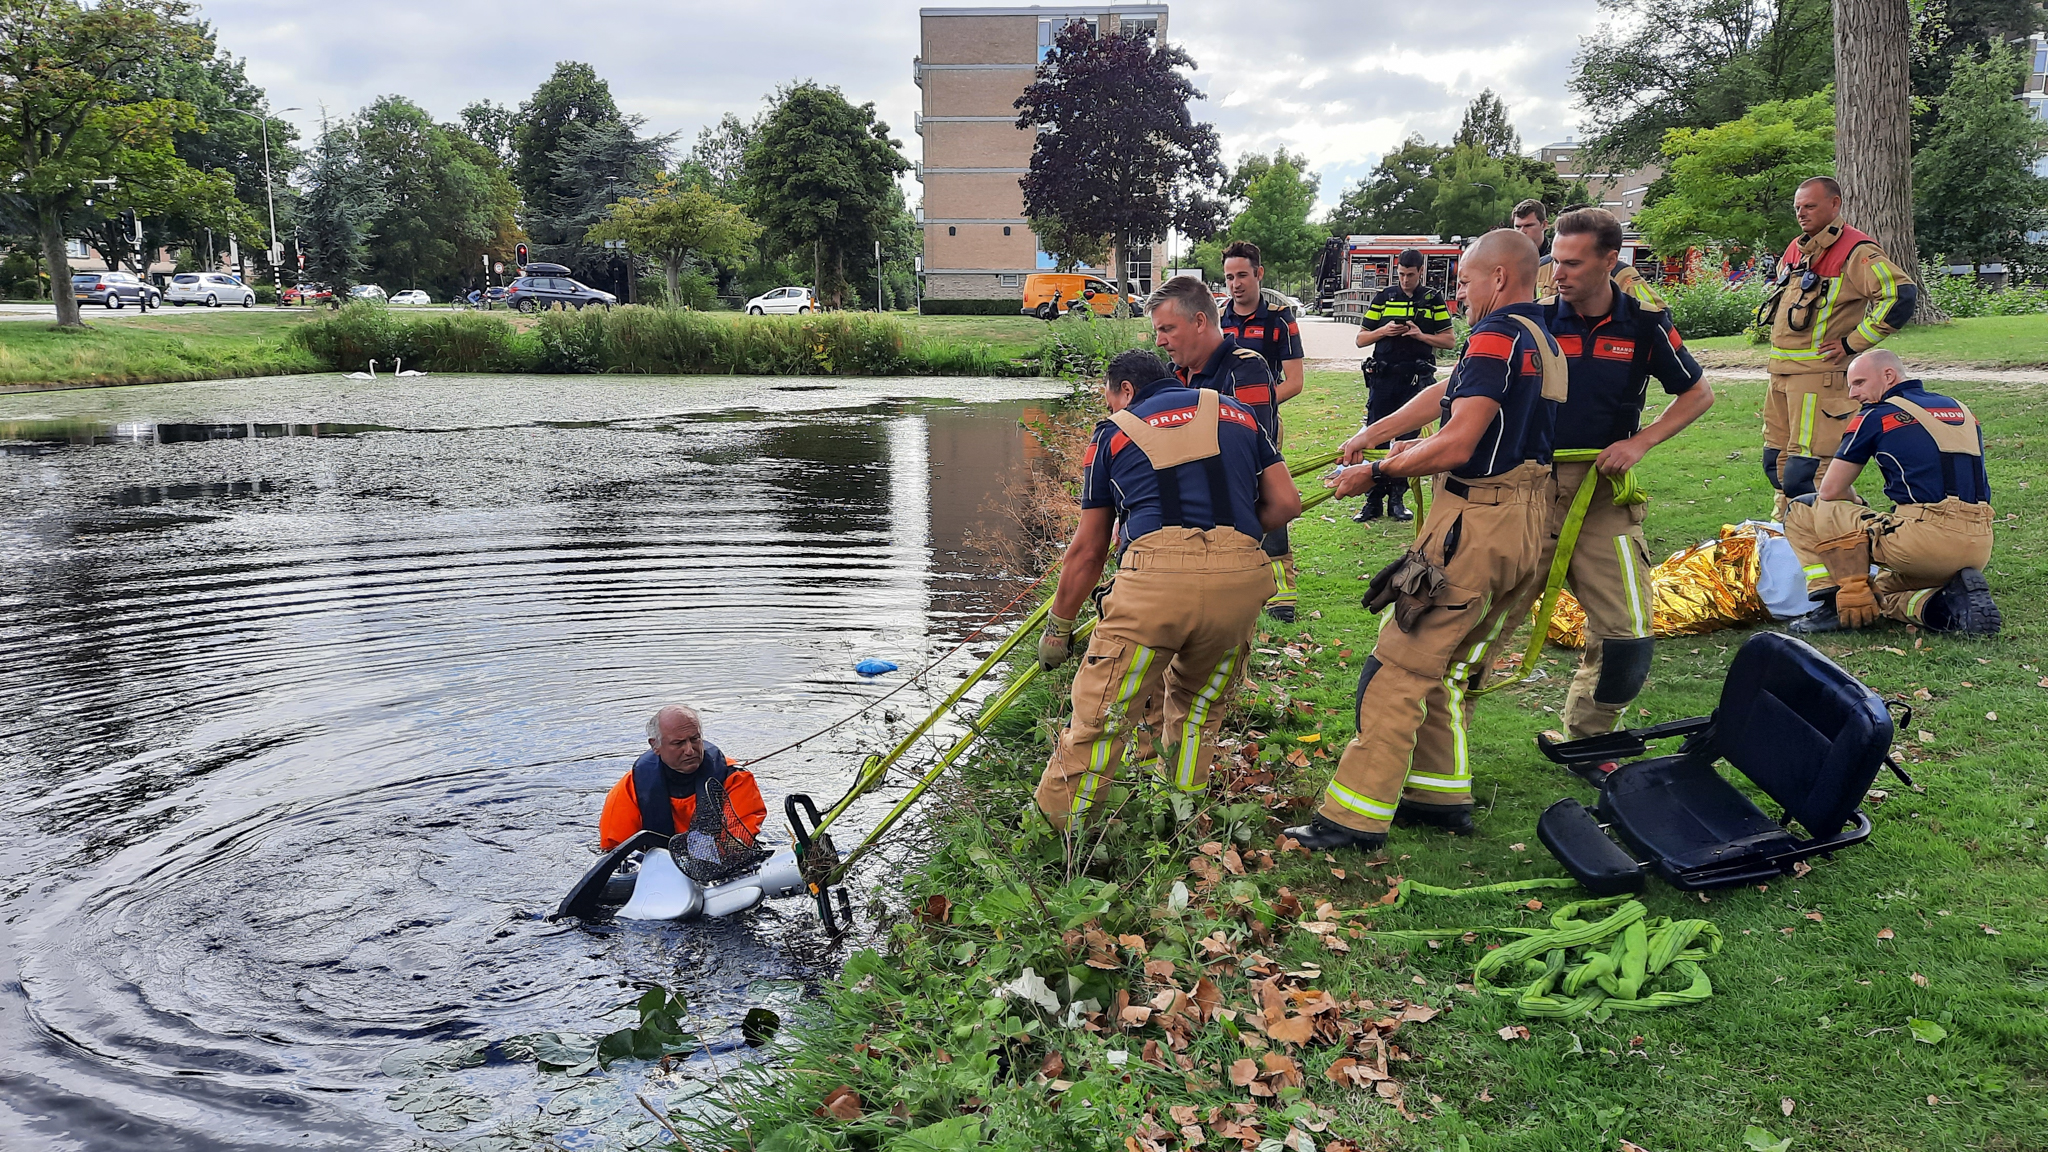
[1833,575,1881,628]
[1038,612,1078,670]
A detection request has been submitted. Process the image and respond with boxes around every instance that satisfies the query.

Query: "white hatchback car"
[389,289,432,305]
[744,286,816,315]
[166,272,257,307]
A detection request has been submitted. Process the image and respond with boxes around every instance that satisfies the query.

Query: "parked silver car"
[71,270,160,309]
[167,272,256,308]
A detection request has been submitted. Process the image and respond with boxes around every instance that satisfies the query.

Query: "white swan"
[393,357,425,377]
[345,359,378,380]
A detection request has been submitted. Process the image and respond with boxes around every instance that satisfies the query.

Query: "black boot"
[1282,815,1388,853]
[1393,800,1475,835]
[1922,568,2000,635]
[1788,586,1841,634]
[1387,487,1412,522]
[1353,489,1385,523]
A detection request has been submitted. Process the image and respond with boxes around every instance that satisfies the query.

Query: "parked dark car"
[72,270,159,309]
[503,263,617,312]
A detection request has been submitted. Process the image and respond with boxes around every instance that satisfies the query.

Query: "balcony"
[912,56,923,88]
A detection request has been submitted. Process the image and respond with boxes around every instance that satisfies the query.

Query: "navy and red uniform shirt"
[1081,379,1282,550]
[1176,341,1279,440]
[1543,283,1704,451]
[1220,294,1304,383]
[1836,380,1991,506]
[1440,301,1561,480]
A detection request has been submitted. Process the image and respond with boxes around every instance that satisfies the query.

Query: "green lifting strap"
[1341,877,1722,1021]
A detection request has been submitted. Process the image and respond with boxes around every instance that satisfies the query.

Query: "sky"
[202,0,1609,212]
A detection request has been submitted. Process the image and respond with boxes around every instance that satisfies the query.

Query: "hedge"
[920,298,1024,316]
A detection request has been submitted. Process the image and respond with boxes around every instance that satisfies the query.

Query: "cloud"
[196,0,1600,211]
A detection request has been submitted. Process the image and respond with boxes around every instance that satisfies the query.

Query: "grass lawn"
[0,309,321,390]
[710,369,2047,1151]
[889,311,1053,360]
[1690,313,2048,369]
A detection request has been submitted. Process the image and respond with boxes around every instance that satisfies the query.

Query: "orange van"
[1019,273,1143,319]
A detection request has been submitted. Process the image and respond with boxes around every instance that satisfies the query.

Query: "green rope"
[1350,878,1723,1022]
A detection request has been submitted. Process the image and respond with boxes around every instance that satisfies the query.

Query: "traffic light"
[120,209,141,246]
[515,243,528,269]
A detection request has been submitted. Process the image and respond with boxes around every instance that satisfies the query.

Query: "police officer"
[1286,230,1563,850]
[1034,334,1303,829]
[1353,248,1455,522]
[1784,349,1998,635]
[1540,207,1713,738]
[1155,262,1297,624]
[1217,241,1306,623]
[1758,176,1917,503]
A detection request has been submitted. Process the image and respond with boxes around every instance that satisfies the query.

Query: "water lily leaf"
[530,1032,599,1072]
[1741,1126,1792,1152]
[744,1007,782,1047]
[886,1115,984,1151]
[1907,1018,1947,1045]
[387,1079,493,1131]
[380,1039,487,1079]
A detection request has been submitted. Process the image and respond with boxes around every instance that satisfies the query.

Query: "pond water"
[0,372,1068,1151]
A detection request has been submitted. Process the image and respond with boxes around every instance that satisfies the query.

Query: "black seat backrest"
[1710,632,1894,835]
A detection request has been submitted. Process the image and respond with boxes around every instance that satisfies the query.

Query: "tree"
[460,100,517,163]
[298,114,385,295]
[744,81,909,308]
[676,113,754,202]
[1912,40,2048,271]
[1630,91,1834,259]
[1228,158,1321,282]
[1571,0,1836,165]
[587,177,761,302]
[1429,145,1543,238]
[1029,212,1111,272]
[1834,0,1923,294]
[1326,136,1445,235]
[1223,149,1311,204]
[0,0,222,327]
[512,62,621,227]
[1453,89,1521,157]
[1016,20,1226,300]
[354,96,523,296]
[524,116,670,287]
[1910,0,2047,131]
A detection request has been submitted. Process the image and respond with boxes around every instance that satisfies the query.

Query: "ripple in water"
[0,373,1065,1150]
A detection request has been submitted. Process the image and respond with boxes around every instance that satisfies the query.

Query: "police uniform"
[1539,280,1705,737]
[1784,380,1996,631]
[1758,220,1917,497]
[1177,340,1298,618]
[1317,302,1562,833]
[1360,282,1454,510]
[1033,382,1282,829]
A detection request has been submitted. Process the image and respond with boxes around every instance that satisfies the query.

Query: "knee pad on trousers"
[1593,637,1654,705]
[1354,655,1384,718]
[1780,455,1821,499]
[1262,523,1289,559]
[1761,447,1782,492]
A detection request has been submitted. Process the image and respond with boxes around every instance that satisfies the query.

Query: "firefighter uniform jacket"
[1220,294,1304,383]
[1082,380,1281,552]
[1440,302,1562,479]
[1177,341,1280,441]
[1542,282,1705,452]
[1764,221,1917,376]
[1836,381,1991,506]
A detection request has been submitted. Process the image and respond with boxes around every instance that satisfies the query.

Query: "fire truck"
[1310,235,1465,320]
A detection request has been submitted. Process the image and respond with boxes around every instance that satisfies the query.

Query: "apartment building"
[1530,138,1663,226]
[2025,34,2047,178]
[914,4,1167,303]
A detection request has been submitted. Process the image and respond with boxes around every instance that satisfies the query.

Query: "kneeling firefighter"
[1539,207,1714,738]
[1034,310,1303,831]
[1784,349,1999,635]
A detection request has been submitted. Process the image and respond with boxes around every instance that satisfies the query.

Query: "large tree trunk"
[664,256,681,305]
[1833,0,1935,319]
[38,204,82,328]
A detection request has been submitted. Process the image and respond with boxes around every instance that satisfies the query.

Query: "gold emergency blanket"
[1544,525,1772,649]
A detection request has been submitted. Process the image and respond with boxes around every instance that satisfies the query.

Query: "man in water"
[599,705,766,850]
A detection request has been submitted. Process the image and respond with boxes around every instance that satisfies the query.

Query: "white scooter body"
[616,846,808,921]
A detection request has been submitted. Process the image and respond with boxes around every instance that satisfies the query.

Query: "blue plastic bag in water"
[854,659,899,678]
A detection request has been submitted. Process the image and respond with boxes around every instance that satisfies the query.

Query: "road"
[1298,315,1365,368]
[0,302,313,322]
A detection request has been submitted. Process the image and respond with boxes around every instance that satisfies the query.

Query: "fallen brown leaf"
[914,894,951,924]
[1496,1025,1529,1041]
[1805,911,1824,923]
[1781,1097,1795,1117]
[1911,972,1928,987]
[1877,927,1895,941]
[1229,1058,1260,1087]
[821,1086,862,1121]
[1041,1050,1064,1079]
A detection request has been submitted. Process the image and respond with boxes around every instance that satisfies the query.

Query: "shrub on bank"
[287,301,1024,376]
[1920,272,2048,318]
[1662,276,1769,339]
[922,298,1022,316]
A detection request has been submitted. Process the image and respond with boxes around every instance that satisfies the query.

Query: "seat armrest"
[1537,716,1713,766]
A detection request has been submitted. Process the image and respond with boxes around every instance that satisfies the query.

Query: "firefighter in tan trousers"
[1783,349,1999,636]
[1284,230,1565,851]
[1033,319,1303,831]
[1758,176,1917,502]
[1540,207,1715,737]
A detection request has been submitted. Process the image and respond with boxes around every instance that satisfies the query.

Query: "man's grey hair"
[1851,348,1904,377]
[1147,275,1218,329]
[646,704,701,739]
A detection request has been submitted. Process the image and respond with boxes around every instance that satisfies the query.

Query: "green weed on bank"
[692,370,2048,1152]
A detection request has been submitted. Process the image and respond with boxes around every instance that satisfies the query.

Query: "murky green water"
[0,372,1066,1150]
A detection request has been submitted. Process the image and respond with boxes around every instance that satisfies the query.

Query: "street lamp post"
[226,106,300,285]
